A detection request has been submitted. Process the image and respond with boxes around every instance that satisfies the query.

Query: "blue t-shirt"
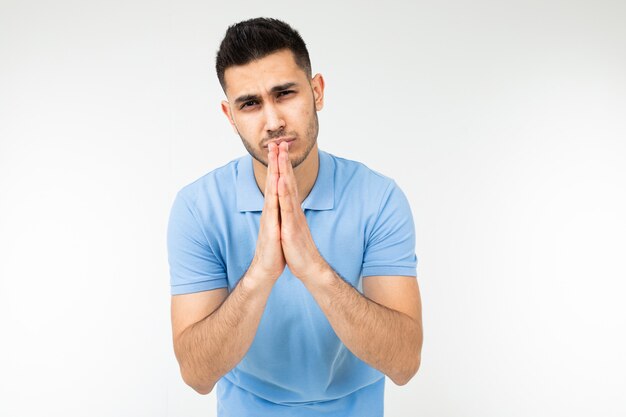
[167,149,418,416]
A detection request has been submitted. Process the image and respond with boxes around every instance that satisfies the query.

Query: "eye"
[240,100,258,110]
[277,90,294,98]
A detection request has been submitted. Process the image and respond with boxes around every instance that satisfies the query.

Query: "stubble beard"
[239,108,319,169]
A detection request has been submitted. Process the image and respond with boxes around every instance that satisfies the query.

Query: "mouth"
[263,138,295,148]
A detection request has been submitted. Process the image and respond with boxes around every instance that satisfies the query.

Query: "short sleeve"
[167,191,228,295]
[361,181,418,277]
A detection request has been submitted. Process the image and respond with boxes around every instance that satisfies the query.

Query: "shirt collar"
[236,149,335,212]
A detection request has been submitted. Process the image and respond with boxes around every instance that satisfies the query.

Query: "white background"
[1,0,625,416]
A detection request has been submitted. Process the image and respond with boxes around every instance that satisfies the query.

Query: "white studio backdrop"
[1,0,625,416]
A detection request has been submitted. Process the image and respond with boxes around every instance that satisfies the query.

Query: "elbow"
[193,384,214,396]
[392,323,423,386]
[390,355,421,386]
[190,381,214,395]
[187,379,215,396]
[173,337,216,395]
[181,368,215,395]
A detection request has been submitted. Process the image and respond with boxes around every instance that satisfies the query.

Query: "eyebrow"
[234,82,298,105]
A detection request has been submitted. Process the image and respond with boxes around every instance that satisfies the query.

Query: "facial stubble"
[237,103,319,170]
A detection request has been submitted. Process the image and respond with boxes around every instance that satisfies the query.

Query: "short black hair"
[215,17,312,90]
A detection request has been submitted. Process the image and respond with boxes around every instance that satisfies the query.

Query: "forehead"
[223,49,309,98]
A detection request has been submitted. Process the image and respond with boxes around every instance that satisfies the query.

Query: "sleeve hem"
[361,265,417,277]
[171,278,228,295]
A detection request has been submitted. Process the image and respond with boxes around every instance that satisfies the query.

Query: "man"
[167,17,422,417]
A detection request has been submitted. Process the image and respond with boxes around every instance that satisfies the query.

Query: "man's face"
[221,49,324,168]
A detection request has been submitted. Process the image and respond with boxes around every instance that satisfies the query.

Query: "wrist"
[241,263,277,296]
[249,254,283,282]
[300,261,343,308]
[300,256,332,287]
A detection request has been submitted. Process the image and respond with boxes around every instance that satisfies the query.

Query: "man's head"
[216,17,312,91]
[216,18,324,169]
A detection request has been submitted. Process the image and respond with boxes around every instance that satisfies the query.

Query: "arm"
[171,269,274,395]
[170,142,286,394]
[274,141,422,385]
[302,265,423,386]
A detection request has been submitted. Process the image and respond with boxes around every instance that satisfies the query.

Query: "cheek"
[291,101,314,122]
[236,115,262,136]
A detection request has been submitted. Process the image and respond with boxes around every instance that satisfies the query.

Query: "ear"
[311,73,325,111]
[221,100,239,134]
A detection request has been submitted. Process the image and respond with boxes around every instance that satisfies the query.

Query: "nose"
[263,102,285,133]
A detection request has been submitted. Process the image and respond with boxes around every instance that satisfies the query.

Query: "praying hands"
[250,141,326,285]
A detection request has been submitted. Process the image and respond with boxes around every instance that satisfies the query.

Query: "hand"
[249,142,286,283]
[276,141,326,282]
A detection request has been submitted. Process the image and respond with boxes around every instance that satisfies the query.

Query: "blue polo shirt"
[167,149,418,416]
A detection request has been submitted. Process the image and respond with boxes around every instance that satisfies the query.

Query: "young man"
[167,17,422,417]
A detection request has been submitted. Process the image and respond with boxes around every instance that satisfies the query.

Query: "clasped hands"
[251,141,326,284]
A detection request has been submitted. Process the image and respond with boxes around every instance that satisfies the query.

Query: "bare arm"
[171,269,274,394]
[273,141,423,385]
[171,142,286,395]
[302,264,423,386]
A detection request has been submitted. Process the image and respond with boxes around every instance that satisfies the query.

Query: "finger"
[278,141,299,199]
[263,143,272,195]
[277,142,298,215]
[263,142,274,197]
[264,142,280,215]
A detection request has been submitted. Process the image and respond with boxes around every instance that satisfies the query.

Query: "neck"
[253,143,320,205]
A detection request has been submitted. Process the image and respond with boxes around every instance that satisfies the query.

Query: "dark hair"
[215,17,312,90]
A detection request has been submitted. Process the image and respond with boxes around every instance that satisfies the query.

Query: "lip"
[264,138,295,148]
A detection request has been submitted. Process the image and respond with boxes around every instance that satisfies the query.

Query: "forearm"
[176,268,273,394]
[303,264,422,385]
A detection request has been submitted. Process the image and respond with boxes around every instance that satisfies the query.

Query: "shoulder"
[323,150,398,206]
[174,155,245,215]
